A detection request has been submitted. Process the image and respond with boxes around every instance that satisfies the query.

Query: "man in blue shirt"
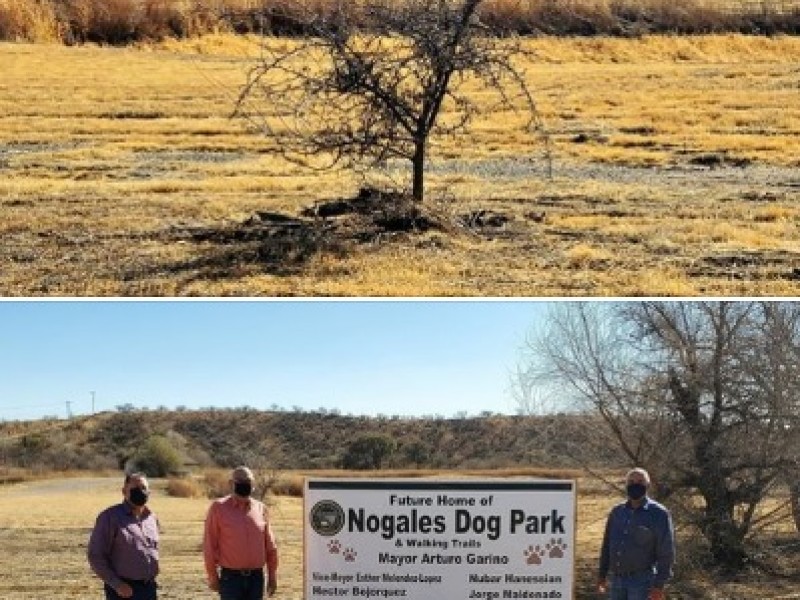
[597,468,675,600]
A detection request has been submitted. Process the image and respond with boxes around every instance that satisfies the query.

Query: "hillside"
[0,409,624,473]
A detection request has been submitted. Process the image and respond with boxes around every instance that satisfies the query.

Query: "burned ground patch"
[137,187,517,282]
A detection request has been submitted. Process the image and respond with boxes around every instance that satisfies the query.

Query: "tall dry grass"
[0,0,798,43]
[0,0,60,42]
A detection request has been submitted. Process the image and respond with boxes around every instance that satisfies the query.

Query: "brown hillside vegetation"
[0,409,627,472]
[1,35,799,295]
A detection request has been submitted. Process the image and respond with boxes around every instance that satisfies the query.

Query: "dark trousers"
[219,569,265,600]
[608,572,652,600]
[104,579,157,600]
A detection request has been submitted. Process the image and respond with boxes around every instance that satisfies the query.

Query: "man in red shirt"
[203,466,279,599]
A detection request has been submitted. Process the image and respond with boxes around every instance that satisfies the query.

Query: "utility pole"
[91,391,96,414]
[66,400,73,419]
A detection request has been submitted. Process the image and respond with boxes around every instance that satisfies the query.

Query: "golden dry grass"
[0,475,795,599]
[1,35,799,296]
[0,476,306,599]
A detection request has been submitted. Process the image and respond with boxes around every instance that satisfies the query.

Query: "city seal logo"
[310,500,345,536]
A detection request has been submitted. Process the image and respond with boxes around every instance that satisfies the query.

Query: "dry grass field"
[0,475,796,599]
[1,34,799,296]
[0,476,304,599]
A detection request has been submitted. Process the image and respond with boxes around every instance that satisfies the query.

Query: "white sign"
[304,479,576,600]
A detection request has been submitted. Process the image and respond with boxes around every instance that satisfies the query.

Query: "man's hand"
[267,574,278,596]
[648,588,666,600]
[114,582,134,598]
[597,578,608,595]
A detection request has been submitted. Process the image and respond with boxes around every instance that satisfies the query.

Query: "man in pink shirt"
[203,466,279,599]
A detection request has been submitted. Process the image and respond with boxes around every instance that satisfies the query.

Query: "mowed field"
[0,476,796,599]
[1,35,799,296]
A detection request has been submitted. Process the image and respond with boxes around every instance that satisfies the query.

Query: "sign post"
[305,479,576,600]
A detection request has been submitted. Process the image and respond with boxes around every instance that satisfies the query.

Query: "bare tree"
[234,0,541,202]
[516,301,800,571]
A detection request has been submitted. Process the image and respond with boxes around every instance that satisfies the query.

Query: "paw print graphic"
[523,545,545,565]
[343,547,357,562]
[327,540,342,554]
[546,538,568,559]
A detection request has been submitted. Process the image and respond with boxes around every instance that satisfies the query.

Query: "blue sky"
[0,300,555,421]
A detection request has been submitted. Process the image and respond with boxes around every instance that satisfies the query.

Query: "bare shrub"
[234,0,541,203]
[644,0,728,33]
[52,0,188,44]
[166,476,205,498]
[529,0,618,35]
[270,473,304,497]
[202,468,230,498]
[139,0,192,38]
[86,0,143,44]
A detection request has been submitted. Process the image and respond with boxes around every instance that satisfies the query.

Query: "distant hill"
[0,409,624,474]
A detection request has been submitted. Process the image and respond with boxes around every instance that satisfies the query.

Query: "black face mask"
[234,481,253,497]
[626,483,647,501]
[129,487,149,507]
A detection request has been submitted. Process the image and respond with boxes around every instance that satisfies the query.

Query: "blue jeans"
[609,572,652,600]
[219,570,265,600]
[104,580,157,600]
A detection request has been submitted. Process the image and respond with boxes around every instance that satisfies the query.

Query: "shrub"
[202,469,230,498]
[131,435,183,477]
[166,476,204,498]
[270,473,304,497]
[341,434,397,470]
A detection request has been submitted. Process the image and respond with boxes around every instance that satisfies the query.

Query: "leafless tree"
[516,301,800,571]
[233,0,541,202]
[791,478,800,532]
